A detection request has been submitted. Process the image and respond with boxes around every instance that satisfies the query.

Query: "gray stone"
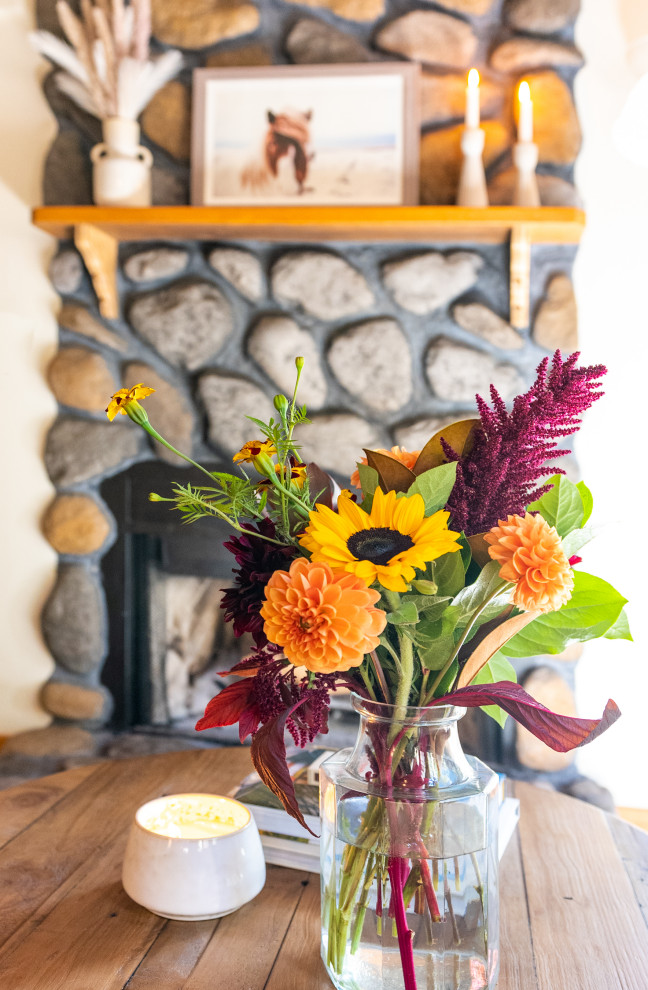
[43,130,92,205]
[141,81,191,162]
[533,274,578,353]
[151,166,190,206]
[383,251,482,315]
[271,251,373,320]
[49,250,84,295]
[452,303,524,350]
[328,318,411,412]
[375,11,478,70]
[488,169,583,208]
[421,72,503,127]
[247,316,327,408]
[394,416,457,452]
[41,681,109,722]
[42,566,107,674]
[490,38,583,74]
[123,248,189,283]
[294,413,382,477]
[425,342,523,402]
[199,374,275,456]
[47,346,118,412]
[208,247,264,300]
[124,363,195,465]
[58,303,128,352]
[505,0,580,34]
[44,418,141,486]
[285,19,372,64]
[129,281,233,371]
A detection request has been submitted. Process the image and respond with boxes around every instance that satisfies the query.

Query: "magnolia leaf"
[432,682,621,752]
[528,474,584,537]
[471,652,517,727]
[250,700,317,836]
[501,571,627,658]
[466,533,492,567]
[604,608,633,641]
[306,462,333,508]
[364,450,415,493]
[415,419,480,473]
[576,480,594,524]
[457,610,541,688]
[407,462,457,514]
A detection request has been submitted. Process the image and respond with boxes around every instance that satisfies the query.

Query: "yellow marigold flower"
[233,439,277,464]
[260,558,386,674]
[350,446,421,489]
[106,383,155,423]
[484,512,574,614]
[300,487,462,593]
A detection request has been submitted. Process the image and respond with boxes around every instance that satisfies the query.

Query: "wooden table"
[1,748,647,989]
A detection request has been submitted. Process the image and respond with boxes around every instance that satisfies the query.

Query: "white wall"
[0,0,58,734]
[573,0,648,807]
[1,0,646,806]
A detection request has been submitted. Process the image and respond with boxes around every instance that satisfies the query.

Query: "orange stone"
[42,494,112,556]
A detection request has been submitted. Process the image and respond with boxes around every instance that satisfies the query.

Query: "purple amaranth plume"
[443,350,606,535]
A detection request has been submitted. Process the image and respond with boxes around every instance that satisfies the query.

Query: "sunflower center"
[346,527,414,566]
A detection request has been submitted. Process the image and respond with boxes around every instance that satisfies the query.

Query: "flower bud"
[274,393,289,415]
[295,356,305,372]
[411,579,438,596]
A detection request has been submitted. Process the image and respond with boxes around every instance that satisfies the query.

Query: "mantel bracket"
[74,223,119,320]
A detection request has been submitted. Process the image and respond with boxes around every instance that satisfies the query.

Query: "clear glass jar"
[320,695,500,990]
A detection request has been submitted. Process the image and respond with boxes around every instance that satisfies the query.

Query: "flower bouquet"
[107,351,628,990]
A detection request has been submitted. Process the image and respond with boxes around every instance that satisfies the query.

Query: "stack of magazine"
[231,748,520,874]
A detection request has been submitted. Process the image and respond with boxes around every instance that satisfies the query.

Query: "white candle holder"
[122,793,266,920]
[513,141,540,207]
[457,127,489,207]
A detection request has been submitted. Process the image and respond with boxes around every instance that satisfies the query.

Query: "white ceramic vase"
[91,117,153,207]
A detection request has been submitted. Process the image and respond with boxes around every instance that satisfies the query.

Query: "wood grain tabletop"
[0,747,646,990]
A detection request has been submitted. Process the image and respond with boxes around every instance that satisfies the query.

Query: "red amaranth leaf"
[432,681,620,752]
[195,680,256,731]
[250,699,318,836]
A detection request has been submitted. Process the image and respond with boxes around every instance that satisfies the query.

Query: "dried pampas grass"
[31,0,182,121]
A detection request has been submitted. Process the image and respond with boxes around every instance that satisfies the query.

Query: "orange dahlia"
[350,446,420,489]
[484,512,574,614]
[260,558,386,674]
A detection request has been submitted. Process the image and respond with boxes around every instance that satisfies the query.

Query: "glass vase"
[320,695,499,990]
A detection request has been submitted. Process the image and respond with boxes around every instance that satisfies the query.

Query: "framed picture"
[191,64,420,206]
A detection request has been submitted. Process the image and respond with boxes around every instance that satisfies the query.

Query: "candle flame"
[468,68,480,89]
[519,80,531,103]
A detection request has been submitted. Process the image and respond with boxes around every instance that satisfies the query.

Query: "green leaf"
[433,551,466,598]
[415,607,461,669]
[357,463,379,511]
[452,560,510,633]
[472,651,517,728]
[528,474,584,537]
[501,571,628,658]
[576,481,594,524]
[401,595,452,622]
[431,660,459,698]
[561,526,595,558]
[386,601,419,625]
[407,462,457,515]
[604,608,633,641]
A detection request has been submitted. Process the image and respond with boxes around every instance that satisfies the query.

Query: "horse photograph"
[192,65,419,206]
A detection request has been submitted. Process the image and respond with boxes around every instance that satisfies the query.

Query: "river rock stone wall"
[17,0,589,788]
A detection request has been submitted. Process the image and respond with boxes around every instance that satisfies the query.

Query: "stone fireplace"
[1,0,610,806]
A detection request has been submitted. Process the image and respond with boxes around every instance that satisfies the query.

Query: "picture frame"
[191,64,420,207]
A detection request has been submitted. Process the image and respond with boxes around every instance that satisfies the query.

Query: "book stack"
[231,749,520,874]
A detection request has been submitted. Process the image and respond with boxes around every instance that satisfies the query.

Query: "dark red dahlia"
[221,518,298,647]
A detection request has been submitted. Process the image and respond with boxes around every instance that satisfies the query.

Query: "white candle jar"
[91,117,153,207]
[122,793,266,920]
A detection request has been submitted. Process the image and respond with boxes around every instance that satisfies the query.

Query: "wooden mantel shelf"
[32,205,585,327]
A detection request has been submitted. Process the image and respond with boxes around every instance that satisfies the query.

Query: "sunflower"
[300,487,462,593]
